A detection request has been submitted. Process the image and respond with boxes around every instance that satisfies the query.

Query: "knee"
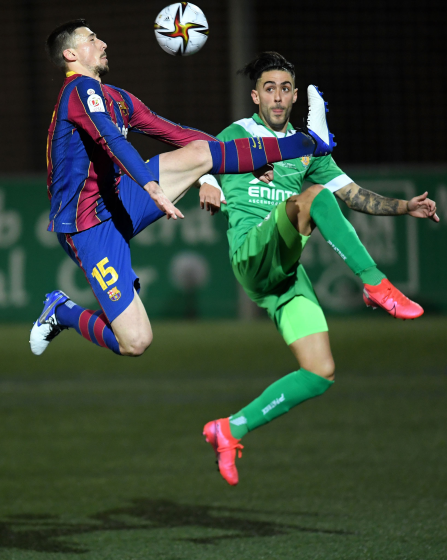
[316,359,335,381]
[187,140,211,167]
[305,184,325,201]
[119,332,153,357]
[287,184,324,209]
[306,358,335,381]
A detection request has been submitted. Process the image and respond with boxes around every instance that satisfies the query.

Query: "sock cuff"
[309,187,333,219]
[358,265,385,285]
[296,367,334,395]
[208,141,224,174]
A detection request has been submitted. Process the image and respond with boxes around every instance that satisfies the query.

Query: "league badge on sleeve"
[87,94,105,113]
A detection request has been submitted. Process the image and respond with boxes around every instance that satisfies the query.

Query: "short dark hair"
[238,51,295,85]
[46,19,89,69]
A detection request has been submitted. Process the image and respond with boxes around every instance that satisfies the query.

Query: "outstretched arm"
[335,182,439,222]
[123,89,218,146]
[68,80,183,220]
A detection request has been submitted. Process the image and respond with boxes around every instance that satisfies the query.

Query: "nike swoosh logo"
[39,295,64,323]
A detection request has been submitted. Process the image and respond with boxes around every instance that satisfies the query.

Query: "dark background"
[1,0,445,174]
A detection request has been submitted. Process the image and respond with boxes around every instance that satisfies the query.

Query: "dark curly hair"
[46,19,89,69]
[238,52,295,85]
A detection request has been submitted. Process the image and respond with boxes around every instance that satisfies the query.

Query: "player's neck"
[65,63,102,82]
[257,113,289,135]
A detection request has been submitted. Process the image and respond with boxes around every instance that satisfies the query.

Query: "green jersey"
[216,114,352,257]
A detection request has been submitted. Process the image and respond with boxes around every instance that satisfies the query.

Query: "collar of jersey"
[252,113,294,137]
[65,71,78,77]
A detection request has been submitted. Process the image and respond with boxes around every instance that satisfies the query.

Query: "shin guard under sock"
[309,188,385,280]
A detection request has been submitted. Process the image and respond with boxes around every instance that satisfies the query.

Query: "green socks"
[309,189,386,286]
[229,368,334,439]
[358,266,386,286]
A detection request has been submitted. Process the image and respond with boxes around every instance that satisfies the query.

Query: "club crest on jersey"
[107,287,121,301]
[300,156,311,167]
[87,94,105,113]
[117,101,128,116]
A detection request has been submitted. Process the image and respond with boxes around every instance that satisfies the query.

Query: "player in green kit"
[198,52,439,486]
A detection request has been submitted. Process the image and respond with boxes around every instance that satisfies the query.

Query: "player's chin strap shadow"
[0,498,356,553]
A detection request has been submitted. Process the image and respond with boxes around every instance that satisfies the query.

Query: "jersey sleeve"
[305,155,353,193]
[118,89,218,147]
[67,77,156,187]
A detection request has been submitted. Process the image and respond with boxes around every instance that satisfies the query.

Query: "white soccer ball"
[154,3,209,56]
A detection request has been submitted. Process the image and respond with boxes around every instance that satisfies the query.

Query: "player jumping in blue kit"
[30,19,335,357]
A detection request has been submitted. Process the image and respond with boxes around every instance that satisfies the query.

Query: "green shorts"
[232,201,328,345]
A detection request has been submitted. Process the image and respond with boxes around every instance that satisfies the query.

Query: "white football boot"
[30,290,70,355]
[306,85,337,156]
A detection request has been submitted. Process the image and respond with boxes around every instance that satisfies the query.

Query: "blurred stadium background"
[0,1,446,559]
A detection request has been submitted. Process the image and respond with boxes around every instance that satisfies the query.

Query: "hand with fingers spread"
[407,191,439,222]
[199,183,227,215]
[143,181,184,220]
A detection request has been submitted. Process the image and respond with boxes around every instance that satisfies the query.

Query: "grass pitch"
[0,317,446,559]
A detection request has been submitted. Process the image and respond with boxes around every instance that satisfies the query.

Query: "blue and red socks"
[209,132,315,175]
[56,300,120,355]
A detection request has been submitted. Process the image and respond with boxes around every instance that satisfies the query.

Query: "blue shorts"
[57,158,164,323]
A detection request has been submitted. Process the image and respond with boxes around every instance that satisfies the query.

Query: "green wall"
[0,170,446,322]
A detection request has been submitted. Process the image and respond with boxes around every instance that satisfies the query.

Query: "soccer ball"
[154,2,209,56]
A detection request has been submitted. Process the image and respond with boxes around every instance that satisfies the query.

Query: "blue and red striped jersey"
[46,73,217,233]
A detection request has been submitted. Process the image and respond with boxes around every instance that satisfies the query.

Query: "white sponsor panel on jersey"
[248,184,294,203]
[87,94,105,113]
[115,122,128,138]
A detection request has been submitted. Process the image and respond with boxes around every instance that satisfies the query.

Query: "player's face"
[70,27,109,77]
[251,70,297,133]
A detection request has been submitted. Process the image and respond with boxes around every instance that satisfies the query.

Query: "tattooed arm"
[335,182,407,215]
[335,182,439,222]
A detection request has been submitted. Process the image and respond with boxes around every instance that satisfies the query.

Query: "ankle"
[227,416,246,440]
[359,266,386,286]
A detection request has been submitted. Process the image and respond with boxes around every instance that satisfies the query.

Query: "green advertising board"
[0,177,237,322]
[0,169,446,322]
